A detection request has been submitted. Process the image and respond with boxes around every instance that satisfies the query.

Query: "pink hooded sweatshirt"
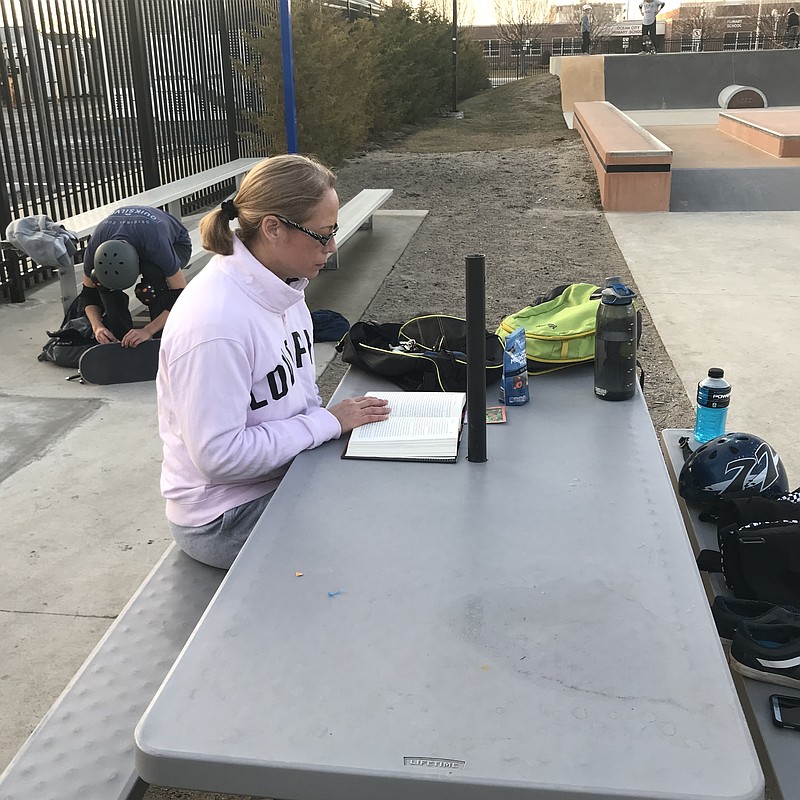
[157,236,341,527]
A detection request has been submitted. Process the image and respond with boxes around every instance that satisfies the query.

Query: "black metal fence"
[594,34,796,54]
[483,42,550,86]
[1,0,275,302]
[484,34,796,79]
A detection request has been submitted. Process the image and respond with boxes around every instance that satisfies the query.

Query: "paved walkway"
[606,107,800,481]
[606,209,800,482]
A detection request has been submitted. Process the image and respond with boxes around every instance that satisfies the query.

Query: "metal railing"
[1,0,275,302]
[592,34,797,54]
[483,42,550,86]
[483,35,797,74]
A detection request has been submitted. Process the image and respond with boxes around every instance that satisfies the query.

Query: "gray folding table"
[135,366,764,800]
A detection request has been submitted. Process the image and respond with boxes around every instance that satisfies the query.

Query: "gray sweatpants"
[168,492,274,569]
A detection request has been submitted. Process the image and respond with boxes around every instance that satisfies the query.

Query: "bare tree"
[671,3,728,49]
[493,0,555,44]
[740,2,787,47]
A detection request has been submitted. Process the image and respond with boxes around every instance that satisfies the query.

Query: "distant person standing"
[639,0,665,53]
[581,5,592,54]
[787,7,800,47]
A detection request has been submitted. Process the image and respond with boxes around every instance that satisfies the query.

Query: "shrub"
[457,36,491,100]
[241,0,378,165]
[240,0,488,163]
[370,4,452,128]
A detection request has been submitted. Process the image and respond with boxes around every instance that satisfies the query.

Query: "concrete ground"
[611,107,800,482]
[606,209,800,482]
[2,169,799,793]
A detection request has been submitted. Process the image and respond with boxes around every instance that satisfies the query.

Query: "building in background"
[469,1,796,57]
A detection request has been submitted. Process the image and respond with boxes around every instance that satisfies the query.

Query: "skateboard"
[640,36,657,54]
[78,339,160,385]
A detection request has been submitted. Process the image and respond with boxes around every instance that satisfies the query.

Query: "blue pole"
[279,0,299,153]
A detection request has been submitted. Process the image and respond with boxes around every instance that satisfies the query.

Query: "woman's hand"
[328,395,391,434]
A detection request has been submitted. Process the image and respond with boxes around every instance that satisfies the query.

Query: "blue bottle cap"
[601,284,636,304]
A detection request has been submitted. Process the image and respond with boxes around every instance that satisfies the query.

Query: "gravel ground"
[144,72,694,800]
[323,73,693,433]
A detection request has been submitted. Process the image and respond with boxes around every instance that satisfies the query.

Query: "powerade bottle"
[594,280,637,401]
[691,368,730,448]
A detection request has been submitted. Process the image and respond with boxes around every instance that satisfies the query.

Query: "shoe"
[730,623,800,689]
[712,596,800,642]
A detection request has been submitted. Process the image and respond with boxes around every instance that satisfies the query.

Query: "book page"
[364,391,466,419]
[350,415,460,442]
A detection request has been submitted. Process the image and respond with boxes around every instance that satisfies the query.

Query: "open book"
[343,391,467,463]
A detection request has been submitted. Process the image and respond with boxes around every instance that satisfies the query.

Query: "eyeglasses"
[273,214,338,246]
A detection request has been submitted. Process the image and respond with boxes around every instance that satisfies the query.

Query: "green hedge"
[240,0,489,165]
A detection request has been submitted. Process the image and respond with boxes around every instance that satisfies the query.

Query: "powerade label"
[697,385,730,409]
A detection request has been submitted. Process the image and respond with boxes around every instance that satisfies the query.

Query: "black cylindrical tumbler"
[465,253,487,463]
[594,286,637,401]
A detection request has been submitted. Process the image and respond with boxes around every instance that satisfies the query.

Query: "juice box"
[499,325,529,406]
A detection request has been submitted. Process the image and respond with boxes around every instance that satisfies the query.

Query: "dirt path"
[325,74,693,433]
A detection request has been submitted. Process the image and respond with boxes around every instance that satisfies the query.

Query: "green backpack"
[496,283,602,374]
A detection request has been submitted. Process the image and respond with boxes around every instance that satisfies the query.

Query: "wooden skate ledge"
[573,101,673,212]
[719,109,800,158]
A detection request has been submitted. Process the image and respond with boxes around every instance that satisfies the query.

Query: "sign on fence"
[608,20,666,36]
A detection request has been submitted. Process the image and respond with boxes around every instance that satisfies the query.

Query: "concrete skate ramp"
[643,122,800,211]
[670,167,800,211]
[604,50,800,110]
[557,55,605,114]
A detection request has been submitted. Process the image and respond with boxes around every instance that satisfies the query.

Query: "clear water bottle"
[594,280,637,401]
[691,368,730,447]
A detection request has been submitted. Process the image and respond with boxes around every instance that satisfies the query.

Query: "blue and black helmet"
[679,432,790,505]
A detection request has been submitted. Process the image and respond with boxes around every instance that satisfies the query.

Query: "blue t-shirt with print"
[83,206,191,289]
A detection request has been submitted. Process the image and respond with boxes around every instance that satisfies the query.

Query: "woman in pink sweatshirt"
[156,155,390,568]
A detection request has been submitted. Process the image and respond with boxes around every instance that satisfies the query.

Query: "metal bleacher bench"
[324,188,392,270]
[54,179,390,316]
[58,158,262,242]
[39,157,261,313]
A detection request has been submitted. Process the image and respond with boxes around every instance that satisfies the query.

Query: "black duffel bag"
[335,314,504,392]
[697,494,800,607]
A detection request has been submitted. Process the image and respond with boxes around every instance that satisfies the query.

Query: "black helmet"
[93,239,139,290]
[679,432,789,505]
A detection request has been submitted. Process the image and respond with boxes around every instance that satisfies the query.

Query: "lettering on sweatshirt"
[250,328,314,409]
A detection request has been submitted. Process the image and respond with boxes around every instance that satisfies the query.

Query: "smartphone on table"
[770,694,800,731]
